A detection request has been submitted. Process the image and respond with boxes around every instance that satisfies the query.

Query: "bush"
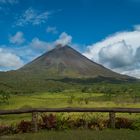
[55,114,73,130]
[131,119,140,130]
[0,90,10,104]
[88,118,108,130]
[17,120,32,133]
[115,117,133,129]
[81,87,93,93]
[40,114,57,129]
[0,125,17,136]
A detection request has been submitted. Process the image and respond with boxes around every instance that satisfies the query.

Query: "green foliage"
[131,119,140,130]
[2,113,140,136]
[0,71,139,95]
[40,114,57,129]
[0,90,10,104]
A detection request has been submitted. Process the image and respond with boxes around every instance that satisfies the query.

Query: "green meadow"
[1,91,140,125]
[1,92,140,110]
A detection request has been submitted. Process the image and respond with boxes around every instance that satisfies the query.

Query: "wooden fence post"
[109,112,115,128]
[32,112,38,132]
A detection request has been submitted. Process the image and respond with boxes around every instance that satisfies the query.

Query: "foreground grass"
[1,129,140,140]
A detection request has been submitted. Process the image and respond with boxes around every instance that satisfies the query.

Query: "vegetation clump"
[1,113,140,136]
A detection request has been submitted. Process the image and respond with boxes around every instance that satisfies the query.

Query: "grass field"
[1,92,140,110]
[1,129,140,140]
[0,92,140,125]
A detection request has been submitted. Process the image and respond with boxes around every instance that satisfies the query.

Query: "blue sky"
[0,0,140,78]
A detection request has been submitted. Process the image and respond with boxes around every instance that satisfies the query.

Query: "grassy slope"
[0,70,139,94]
[1,130,140,140]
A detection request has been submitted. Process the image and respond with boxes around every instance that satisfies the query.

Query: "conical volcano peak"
[49,45,76,55]
[19,45,130,79]
[55,43,66,48]
[55,44,71,50]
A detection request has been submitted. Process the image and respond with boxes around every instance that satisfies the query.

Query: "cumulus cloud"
[46,26,58,34]
[30,37,53,51]
[134,24,140,31]
[99,41,134,68]
[30,32,72,50]
[0,48,23,70]
[9,31,25,45]
[0,0,18,4]
[16,7,50,26]
[83,26,140,78]
[55,32,72,46]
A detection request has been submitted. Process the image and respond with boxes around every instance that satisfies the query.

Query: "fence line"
[0,107,140,132]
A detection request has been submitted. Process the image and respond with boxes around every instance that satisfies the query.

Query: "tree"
[0,90,10,104]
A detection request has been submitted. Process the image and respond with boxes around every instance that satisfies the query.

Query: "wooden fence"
[0,107,140,132]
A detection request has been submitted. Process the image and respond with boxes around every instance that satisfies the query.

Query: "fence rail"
[0,107,140,132]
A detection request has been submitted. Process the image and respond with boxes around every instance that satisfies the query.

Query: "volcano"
[19,45,129,79]
[0,45,135,93]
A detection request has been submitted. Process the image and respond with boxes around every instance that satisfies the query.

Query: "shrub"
[56,114,72,130]
[0,125,17,135]
[115,117,133,129]
[17,120,32,133]
[81,87,93,93]
[40,114,57,129]
[88,118,108,130]
[74,118,86,128]
[0,90,10,104]
[131,119,140,130]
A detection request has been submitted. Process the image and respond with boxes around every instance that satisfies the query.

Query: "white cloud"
[29,32,72,50]
[30,32,72,50]
[98,41,134,68]
[46,26,58,34]
[122,69,140,78]
[83,26,140,78]
[134,24,140,31]
[30,37,53,51]
[16,8,50,26]
[0,48,23,70]
[9,31,25,45]
[55,32,72,46]
[0,0,18,4]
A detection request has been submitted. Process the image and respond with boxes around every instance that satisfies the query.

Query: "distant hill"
[0,45,136,93]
